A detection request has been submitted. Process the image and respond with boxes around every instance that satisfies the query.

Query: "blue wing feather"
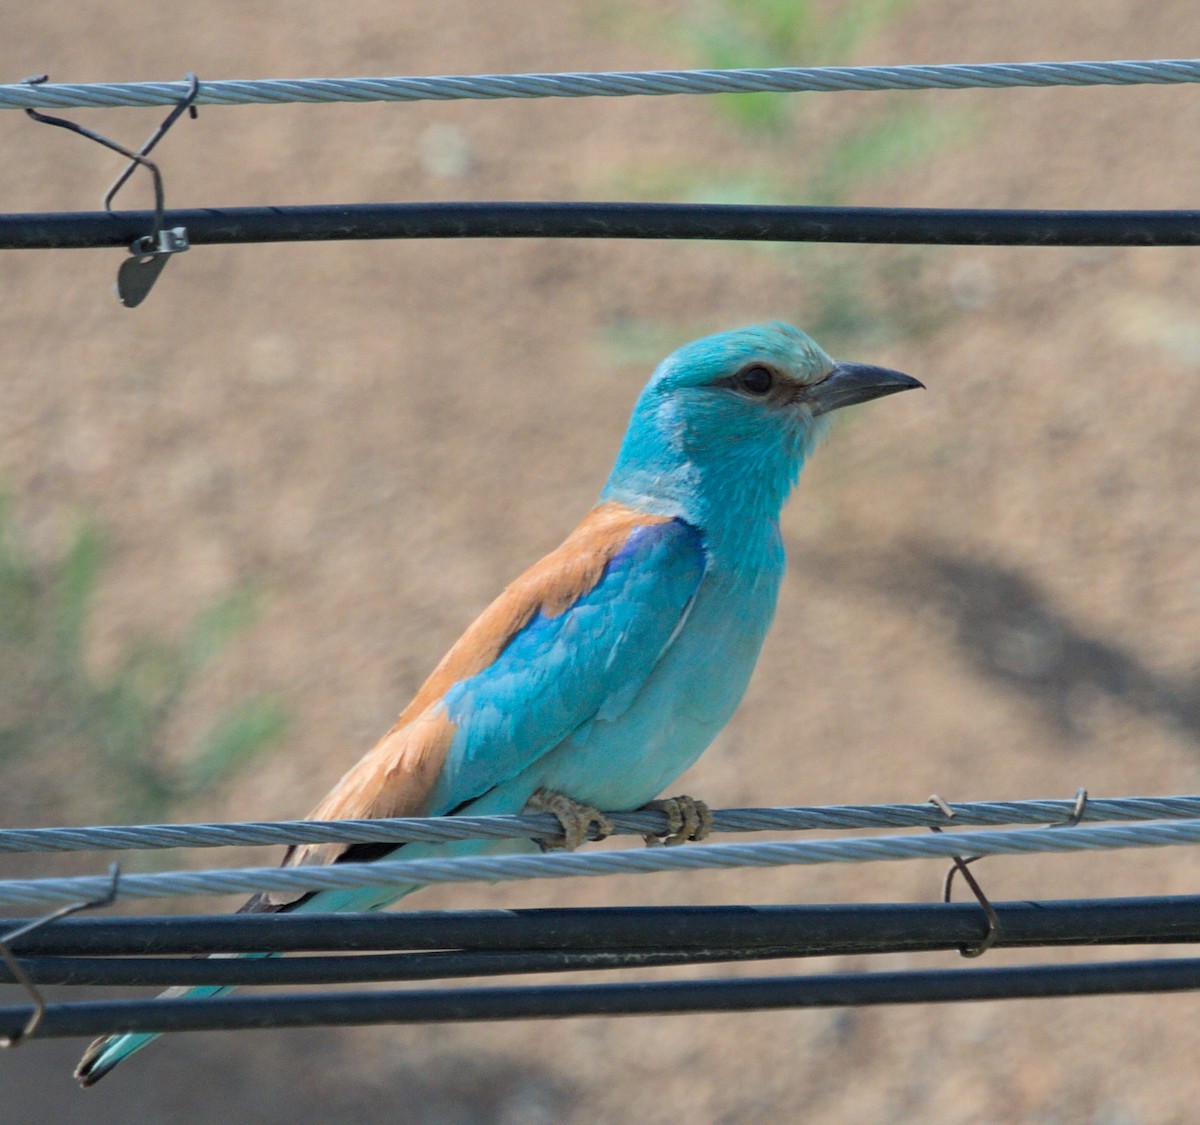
[427,519,706,814]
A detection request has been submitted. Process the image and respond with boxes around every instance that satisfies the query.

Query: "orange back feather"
[284,501,669,871]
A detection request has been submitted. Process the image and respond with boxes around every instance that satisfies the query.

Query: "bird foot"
[524,788,613,852]
[640,795,713,847]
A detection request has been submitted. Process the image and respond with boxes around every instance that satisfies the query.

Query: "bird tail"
[75,847,451,1084]
[74,886,415,1085]
[74,982,232,1086]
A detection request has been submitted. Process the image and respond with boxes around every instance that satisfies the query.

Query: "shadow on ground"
[830,543,1199,744]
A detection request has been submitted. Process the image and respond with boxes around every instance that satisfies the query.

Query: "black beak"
[807,362,924,418]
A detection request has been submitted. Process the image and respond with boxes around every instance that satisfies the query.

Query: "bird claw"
[640,795,713,847]
[524,788,613,852]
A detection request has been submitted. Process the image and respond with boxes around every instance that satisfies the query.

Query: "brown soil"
[3,2,1200,1122]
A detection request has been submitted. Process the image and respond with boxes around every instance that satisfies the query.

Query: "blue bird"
[76,321,920,1084]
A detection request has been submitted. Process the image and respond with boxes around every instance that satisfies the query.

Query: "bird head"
[602,321,921,532]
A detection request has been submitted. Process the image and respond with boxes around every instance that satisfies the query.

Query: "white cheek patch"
[659,398,703,489]
[659,397,686,449]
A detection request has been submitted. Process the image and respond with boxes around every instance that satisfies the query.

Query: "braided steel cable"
[2,795,1198,854]
[6,818,1200,908]
[3,59,1200,111]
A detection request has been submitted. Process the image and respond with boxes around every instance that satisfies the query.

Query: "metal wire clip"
[0,863,121,1047]
[928,794,1000,958]
[926,788,1091,958]
[23,72,199,307]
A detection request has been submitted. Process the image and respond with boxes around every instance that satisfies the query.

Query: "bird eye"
[736,365,775,396]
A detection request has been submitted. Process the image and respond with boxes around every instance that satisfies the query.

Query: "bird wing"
[281,500,706,873]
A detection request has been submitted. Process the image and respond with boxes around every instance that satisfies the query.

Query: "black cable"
[5,897,1200,958]
[2,202,1200,250]
[5,957,1200,1039]
[7,947,809,987]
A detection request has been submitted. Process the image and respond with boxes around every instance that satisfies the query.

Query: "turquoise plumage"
[76,321,920,1084]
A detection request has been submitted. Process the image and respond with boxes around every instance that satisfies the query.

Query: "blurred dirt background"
[3,1,1200,1122]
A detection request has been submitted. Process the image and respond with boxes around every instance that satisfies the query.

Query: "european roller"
[76,321,920,1084]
